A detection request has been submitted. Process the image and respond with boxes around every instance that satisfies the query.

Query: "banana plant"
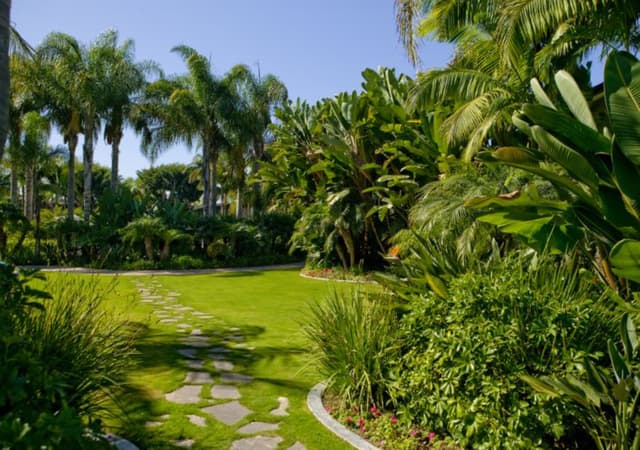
[522,314,640,450]
[468,50,640,287]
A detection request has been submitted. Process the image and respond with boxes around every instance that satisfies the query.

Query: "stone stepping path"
[165,385,202,404]
[237,421,280,434]
[211,384,242,400]
[134,279,307,449]
[230,436,283,450]
[202,401,252,425]
[270,396,290,416]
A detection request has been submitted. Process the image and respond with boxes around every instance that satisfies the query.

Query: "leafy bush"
[0,264,114,449]
[391,252,619,449]
[305,289,399,408]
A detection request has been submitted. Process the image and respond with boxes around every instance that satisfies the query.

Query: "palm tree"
[133,46,239,217]
[98,30,158,190]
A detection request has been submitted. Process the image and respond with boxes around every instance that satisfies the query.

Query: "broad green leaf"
[555,70,597,130]
[512,112,533,138]
[612,142,640,220]
[425,273,449,299]
[530,78,557,110]
[522,104,611,154]
[609,338,630,382]
[531,125,599,192]
[605,51,640,165]
[610,239,640,283]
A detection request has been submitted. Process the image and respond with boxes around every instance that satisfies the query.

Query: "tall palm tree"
[98,30,158,190]
[38,32,106,221]
[133,46,239,217]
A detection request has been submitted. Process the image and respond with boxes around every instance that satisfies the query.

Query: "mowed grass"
[42,269,352,450]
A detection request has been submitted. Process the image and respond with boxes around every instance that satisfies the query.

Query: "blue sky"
[12,0,454,179]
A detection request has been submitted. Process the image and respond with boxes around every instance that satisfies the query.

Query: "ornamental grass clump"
[305,289,399,409]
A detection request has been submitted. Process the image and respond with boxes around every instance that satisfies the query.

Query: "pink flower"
[390,416,398,424]
[410,429,417,437]
[357,418,365,427]
[428,432,436,441]
[345,416,352,423]
[380,440,386,447]
[370,406,377,413]
[325,406,333,413]
[360,425,366,432]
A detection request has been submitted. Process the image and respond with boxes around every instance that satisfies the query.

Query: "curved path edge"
[307,382,380,450]
[299,272,377,285]
[20,262,304,276]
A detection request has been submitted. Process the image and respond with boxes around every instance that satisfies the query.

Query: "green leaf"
[605,51,640,165]
[609,338,630,382]
[610,239,640,283]
[555,70,597,130]
[531,125,599,192]
[612,142,640,220]
[425,273,449,299]
[530,78,557,110]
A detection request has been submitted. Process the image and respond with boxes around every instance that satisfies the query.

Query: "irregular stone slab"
[228,335,244,342]
[177,323,191,328]
[184,371,214,384]
[201,401,251,425]
[142,295,161,299]
[165,385,202,404]
[198,315,214,319]
[140,299,154,303]
[237,421,280,434]
[228,327,241,332]
[209,346,230,354]
[145,421,163,428]
[230,436,283,450]
[190,329,204,336]
[213,360,234,371]
[174,439,195,448]
[160,414,170,420]
[210,384,241,400]
[287,443,307,450]
[180,335,209,343]
[178,349,197,359]
[220,372,253,384]
[183,341,210,348]
[187,414,206,427]
[159,318,177,323]
[185,359,204,369]
[270,397,289,416]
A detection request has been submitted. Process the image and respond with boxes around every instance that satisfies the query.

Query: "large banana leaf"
[610,239,640,283]
[605,51,640,166]
[555,70,597,130]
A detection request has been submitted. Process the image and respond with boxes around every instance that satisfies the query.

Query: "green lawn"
[42,269,352,450]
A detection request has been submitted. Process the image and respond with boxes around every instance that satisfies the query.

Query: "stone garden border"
[307,382,380,450]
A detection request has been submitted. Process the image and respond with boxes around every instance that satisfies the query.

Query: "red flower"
[370,406,377,413]
[360,425,366,432]
[325,406,333,413]
[357,418,365,427]
[390,416,398,424]
[428,432,436,441]
[345,416,352,423]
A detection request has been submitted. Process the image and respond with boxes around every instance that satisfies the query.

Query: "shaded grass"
[42,269,353,450]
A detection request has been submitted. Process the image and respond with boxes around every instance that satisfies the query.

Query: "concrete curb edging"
[299,272,377,285]
[307,382,380,450]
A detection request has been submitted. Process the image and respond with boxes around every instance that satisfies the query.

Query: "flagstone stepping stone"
[213,360,234,371]
[190,329,204,335]
[177,323,191,328]
[187,415,206,427]
[140,299,154,303]
[270,397,289,416]
[174,438,195,448]
[287,443,306,450]
[227,335,244,342]
[209,346,230,354]
[160,318,178,323]
[198,315,214,319]
[180,335,209,343]
[186,359,205,369]
[220,372,253,384]
[201,401,251,425]
[143,295,161,299]
[210,384,241,400]
[165,385,202,404]
[183,341,210,348]
[230,436,283,450]
[178,349,197,359]
[184,371,214,384]
[145,421,163,428]
[237,421,280,434]
[228,327,241,332]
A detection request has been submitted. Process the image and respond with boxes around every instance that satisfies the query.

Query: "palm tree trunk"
[235,186,241,219]
[0,0,11,160]
[202,148,210,217]
[67,134,77,220]
[24,167,33,220]
[110,130,122,190]
[82,129,94,222]
[210,152,218,216]
[9,164,17,204]
[144,237,153,260]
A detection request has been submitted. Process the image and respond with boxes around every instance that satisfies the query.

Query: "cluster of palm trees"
[3,28,288,227]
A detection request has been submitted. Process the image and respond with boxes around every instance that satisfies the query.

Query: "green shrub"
[392,252,618,449]
[305,289,399,409]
